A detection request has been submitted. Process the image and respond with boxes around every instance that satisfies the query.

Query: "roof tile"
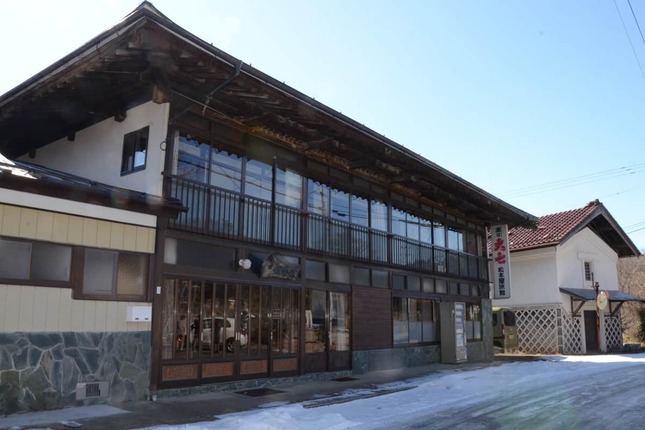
[508,200,600,251]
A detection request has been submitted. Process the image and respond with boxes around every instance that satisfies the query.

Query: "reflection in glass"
[331,188,350,220]
[307,180,328,215]
[161,279,176,360]
[275,168,302,208]
[305,289,327,353]
[330,292,350,351]
[210,148,242,192]
[393,297,408,344]
[177,136,209,183]
[448,227,464,251]
[370,200,388,231]
[433,222,445,247]
[245,159,273,201]
[392,208,406,237]
[351,195,369,227]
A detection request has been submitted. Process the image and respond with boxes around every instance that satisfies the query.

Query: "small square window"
[121,126,149,174]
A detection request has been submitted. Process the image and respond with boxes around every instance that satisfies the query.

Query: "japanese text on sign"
[492,224,511,299]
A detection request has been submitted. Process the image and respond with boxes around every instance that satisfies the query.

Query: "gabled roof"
[0,155,186,218]
[0,1,537,228]
[508,200,640,258]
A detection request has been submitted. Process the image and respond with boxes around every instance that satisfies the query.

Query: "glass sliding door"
[304,289,351,373]
[159,279,301,387]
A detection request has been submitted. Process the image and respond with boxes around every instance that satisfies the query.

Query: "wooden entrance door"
[584,310,598,353]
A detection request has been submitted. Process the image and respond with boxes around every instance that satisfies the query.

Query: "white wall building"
[492,200,643,354]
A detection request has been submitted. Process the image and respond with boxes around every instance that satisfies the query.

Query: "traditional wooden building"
[0,2,535,412]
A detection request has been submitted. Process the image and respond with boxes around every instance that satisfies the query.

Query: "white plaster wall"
[557,227,619,305]
[492,246,560,308]
[557,228,619,290]
[493,228,621,310]
[17,101,169,196]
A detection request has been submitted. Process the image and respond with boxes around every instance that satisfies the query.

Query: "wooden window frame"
[121,126,149,175]
[73,247,151,302]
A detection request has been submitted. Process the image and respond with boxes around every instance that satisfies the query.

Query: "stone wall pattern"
[0,331,151,415]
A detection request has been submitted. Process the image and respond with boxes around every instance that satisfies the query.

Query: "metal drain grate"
[330,377,358,382]
[236,388,285,397]
[76,381,110,400]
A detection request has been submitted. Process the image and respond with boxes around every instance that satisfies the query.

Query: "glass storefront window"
[272,288,299,354]
[393,296,408,345]
[393,297,436,345]
[330,292,350,351]
[466,303,482,340]
[305,289,327,353]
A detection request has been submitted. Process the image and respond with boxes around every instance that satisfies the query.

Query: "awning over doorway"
[560,287,645,318]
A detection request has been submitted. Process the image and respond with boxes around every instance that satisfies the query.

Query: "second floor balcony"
[167,175,488,282]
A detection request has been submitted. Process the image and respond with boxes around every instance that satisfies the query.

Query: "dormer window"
[121,126,149,175]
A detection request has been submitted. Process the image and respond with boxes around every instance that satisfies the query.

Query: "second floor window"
[121,126,149,174]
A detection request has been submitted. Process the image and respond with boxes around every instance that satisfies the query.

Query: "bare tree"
[618,255,645,343]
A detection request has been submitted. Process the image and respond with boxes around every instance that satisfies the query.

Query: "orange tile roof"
[508,200,601,251]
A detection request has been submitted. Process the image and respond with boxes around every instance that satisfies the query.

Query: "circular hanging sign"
[596,290,609,310]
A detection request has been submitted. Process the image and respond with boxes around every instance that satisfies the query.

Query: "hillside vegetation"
[618,256,645,344]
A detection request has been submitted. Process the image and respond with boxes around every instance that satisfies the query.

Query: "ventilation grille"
[76,381,110,400]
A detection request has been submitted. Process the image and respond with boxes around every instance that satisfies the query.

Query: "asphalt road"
[381,359,645,430]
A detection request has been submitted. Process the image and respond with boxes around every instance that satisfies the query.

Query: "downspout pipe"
[170,59,244,124]
[202,60,243,115]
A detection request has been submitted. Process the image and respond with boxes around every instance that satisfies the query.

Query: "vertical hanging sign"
[492,224,511,299]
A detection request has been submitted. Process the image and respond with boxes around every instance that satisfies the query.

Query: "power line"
[627,0,645,44]
[499,162,645,198]
[613,0,645,82]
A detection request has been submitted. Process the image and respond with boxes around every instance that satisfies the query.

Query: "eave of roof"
[0,1,537,228]
[0,157,186,218]
[560,287,645,303]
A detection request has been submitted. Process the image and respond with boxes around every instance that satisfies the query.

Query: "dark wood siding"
[352,287,392,350]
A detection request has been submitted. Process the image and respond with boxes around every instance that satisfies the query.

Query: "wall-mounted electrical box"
[127,305,152,322]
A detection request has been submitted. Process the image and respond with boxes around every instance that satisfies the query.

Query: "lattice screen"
[561,311,582,354]
[515,308,559,354]
[604,314,622,351]
[515,307,621,355]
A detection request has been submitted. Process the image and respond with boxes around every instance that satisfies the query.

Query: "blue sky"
[2,0,645,251]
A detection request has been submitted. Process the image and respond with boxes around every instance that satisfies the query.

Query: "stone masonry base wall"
[0,331,150,415]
